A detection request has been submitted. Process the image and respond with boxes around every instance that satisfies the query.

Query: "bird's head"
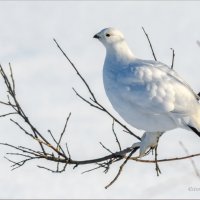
[93,27,135,62]
[93,27,125,48]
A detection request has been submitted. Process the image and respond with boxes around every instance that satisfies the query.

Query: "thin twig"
[38,162,68,173]
[54,113,72,157]
[57,113,71,149]
[73,88,103,110]
[53,38,97,102]
[142,27,157,61]
[179,141,200,179]
[0,112,17,118]
[65,142,71,160]
[105,148,138,189]
[112,120,122,151]
[82,165,102,174]
[38,165,61,173]
[8,157,40,171]
[48,130,58,145]
[0,100,16,107]
[6,152,33,158]
[99,142,113,154]
[170,48,175,69]
[10,118,35,138]
[9,63,15,94]
[18,146,43,156]
[155,144,161,176]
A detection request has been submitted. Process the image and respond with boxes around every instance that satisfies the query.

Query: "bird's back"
[103,58,200,132]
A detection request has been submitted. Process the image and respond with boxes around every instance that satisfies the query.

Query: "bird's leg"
[154,135,162,176]
[144,147,154,156]
[132,131,163,158]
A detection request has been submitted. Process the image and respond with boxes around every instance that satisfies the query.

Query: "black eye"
[106,33,111,37]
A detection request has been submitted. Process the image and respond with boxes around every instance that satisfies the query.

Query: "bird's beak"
[93,34,101,39]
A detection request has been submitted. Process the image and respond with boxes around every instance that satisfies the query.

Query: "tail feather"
[186,105,200,137]
[188,125,200,137]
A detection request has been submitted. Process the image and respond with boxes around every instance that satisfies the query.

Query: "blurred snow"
[0,1,200,198]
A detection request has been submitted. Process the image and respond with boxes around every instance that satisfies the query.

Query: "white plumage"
[94,28,200,156]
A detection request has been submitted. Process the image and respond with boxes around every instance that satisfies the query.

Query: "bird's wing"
[151,60,200,101]
[117,59,198,115]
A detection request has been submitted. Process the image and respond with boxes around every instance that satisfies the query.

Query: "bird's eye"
[106,33,111,37]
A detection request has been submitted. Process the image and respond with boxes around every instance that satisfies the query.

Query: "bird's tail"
[188,125,200,137]
[187,105,200,137]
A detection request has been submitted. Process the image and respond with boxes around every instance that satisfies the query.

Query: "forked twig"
[105,147,139,189]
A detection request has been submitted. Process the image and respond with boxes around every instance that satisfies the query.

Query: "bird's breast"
[102,65,177,132]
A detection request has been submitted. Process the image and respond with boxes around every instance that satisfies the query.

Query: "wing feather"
[117,59,198,115]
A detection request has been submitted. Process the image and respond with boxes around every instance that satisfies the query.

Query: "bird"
[93,27,200,157]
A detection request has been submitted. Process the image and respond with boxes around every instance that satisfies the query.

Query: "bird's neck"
[105,41,135,67]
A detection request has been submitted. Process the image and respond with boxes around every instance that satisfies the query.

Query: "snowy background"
[0,1,200,198]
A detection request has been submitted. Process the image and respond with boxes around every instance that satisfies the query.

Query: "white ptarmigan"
[93,27,200,157]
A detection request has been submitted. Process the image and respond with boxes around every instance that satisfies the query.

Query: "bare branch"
[54,39,141,141]
[53,38,97,102]
[0,32,199,188]
[130,153,200,163]
[1,141,138,166]
[0,63,141,172]
[0,64,47,155]
[72,88,102,110]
